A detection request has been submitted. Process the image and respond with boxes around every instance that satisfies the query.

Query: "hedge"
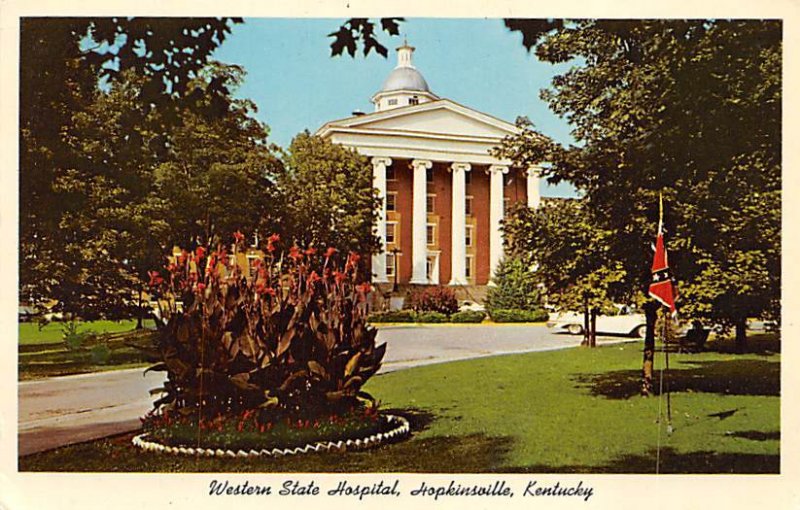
[488,308,549,323]
[368,310,418,323]
[415,311,449,323]
[450,310,486,323]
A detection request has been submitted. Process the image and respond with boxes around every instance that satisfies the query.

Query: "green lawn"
[18,325,156,380]
[19,335,779,473]
[19,319,154,346]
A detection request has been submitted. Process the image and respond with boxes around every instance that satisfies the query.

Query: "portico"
[317,42,541,287]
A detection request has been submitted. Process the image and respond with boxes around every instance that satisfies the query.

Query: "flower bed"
[132,414,410,458]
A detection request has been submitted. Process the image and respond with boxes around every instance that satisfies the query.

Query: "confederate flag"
[649,206,677,314]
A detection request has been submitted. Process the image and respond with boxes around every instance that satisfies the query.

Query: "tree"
[20,17,244,317]
[497,20,781,350]
[484,256,543,313]
[145,63,281,248]
[503,199,629,346]
[328,18,405,57]
[276,133,381,259]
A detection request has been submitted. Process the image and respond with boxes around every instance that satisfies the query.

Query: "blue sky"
[212,18,578,197]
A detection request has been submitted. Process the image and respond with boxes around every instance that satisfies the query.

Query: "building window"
[409,96,419,105]
[386,166,396,181]
[386,222,397,245]
[426,256,436,281]
[388,98,398,106]
[426,194,436,214]
[426,167,434,183]
[386,192,397,212]
[465,255,474,279]
[426,224,436,246]
[465,196,474,216]
[465,225,474,247]
[386,253,396,278]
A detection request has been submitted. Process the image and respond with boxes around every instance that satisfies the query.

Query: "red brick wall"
[390,159,413,284]
[470,165,491,285]
[433,162,452,284]
[504,167,528,206]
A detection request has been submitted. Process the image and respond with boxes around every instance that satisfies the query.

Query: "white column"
[371,157,392,283]
[527,166,542,209]
[488,165,509,282]
[410,159,432,284]
[449,162,471,285]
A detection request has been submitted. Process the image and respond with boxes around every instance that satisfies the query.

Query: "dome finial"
[396,39,415,68]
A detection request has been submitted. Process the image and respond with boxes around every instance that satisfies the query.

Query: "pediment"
[320,100,519,141]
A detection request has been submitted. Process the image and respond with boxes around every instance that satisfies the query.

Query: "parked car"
[547,305,647,338]
[458,300,485,312]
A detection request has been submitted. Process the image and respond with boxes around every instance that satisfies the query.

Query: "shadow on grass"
[20,432,515,474]
[575,359,780,399]
[727,430,780,441]
[503,448,779,474]
[19,407,518,473]
[705,334,781,356]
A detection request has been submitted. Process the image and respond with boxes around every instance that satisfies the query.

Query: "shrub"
[485,257,542,312]
[405,286,459,315]
[62,321,88,351]
[415,311,449,323]
[144,234,386,422]
[368,310,417,323]
[90,344,111,364]
[489,308,549,323]
[451,310,486,323]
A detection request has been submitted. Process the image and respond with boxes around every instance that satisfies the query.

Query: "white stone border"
[131,414,410,458]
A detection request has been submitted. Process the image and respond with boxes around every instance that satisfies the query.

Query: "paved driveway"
[18,325,634,456]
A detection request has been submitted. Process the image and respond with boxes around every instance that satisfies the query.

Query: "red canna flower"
[333,270,346,285]
[148,271,164,287]
[325,247,338,258]
[195,246,207,259]
[268,233,280,243]
[348,252,361,265]
[304,247,317,256]
[251,258,262,268]
[256,285,276,297]
[288,245,303,261]
[196,282,206,293]
[233,230,245,243]
[308,271,321,285]
[356,282,372,294]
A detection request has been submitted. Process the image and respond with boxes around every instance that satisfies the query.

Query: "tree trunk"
[582,300,590,346]
[589,307,598,348]
[735,317,747,353]
[641,301,659,396]
[136,287,144,330]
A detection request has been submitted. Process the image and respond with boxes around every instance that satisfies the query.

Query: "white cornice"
[316,98,521,138]
[325,126,505,144]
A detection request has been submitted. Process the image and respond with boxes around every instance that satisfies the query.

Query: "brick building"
[317,42,541,289]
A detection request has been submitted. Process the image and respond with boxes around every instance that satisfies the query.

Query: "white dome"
[380,66,430,93]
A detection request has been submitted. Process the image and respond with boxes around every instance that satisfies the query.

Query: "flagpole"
[659,193,674,434]
[663,308,673,434]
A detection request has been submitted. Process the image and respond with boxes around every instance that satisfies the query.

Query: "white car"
[547,306,647,338]
[458,301,485,312]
